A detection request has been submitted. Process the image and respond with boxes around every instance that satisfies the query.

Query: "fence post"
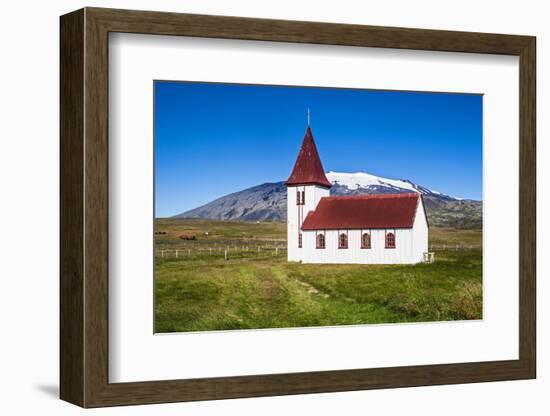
[276,247,279,256]
[188,249,190,255]
[224,249,228,261]
[175,250,178,258]
[161,250,164,258]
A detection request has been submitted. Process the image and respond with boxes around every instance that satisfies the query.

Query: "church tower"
[285,116,332,262]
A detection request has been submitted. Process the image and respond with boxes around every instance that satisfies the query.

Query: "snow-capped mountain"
[325,171,457,200]
[173,172,481,228]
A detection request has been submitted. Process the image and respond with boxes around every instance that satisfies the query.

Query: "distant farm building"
[286,124,429,264]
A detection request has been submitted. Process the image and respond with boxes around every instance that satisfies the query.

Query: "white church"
[286,124,429,265]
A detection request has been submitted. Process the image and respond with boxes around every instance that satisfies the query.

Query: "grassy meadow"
[154,219,482,333]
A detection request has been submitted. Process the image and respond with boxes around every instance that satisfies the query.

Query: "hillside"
[173,171,482,229]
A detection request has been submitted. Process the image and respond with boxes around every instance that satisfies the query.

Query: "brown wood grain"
[518,38,536,375]
[60,7,537,408]
[59,8,84,407]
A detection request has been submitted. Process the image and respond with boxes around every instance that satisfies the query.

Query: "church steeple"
[285,124,331,189]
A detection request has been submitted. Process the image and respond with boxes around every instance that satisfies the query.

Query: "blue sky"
[155,81,482,217]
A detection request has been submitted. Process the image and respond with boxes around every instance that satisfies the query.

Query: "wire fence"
[155,244,287,260]
[154,242,479,260]
[428,244,481,251]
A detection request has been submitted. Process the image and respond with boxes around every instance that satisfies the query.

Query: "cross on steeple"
[307,108,311,126]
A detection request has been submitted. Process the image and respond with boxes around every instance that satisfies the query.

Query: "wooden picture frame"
[60,7,536,408]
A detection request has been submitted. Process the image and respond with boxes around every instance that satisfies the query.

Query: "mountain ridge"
[173,171,482,229]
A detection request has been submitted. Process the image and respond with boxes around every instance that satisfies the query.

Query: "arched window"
[338,233,348,249]
[361,233,371,249]
[385,232,396,249]
[316,233,325,249]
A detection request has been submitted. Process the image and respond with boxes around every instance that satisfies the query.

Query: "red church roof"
[301,193,422,230]
[285,127,332,188]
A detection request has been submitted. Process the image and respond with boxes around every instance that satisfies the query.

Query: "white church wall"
[300,228,418,264]
[287,185,429,265]
[287,184,330,262]
[286,186,301,261]
[411,197,429,262]
[309,185,330,209]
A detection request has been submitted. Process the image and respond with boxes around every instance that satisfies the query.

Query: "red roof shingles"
[285,127,332,188]
[301,193,421,230]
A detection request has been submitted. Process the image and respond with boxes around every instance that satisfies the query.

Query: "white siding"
[294,197,429,265]
[288,189,429,265]
[301,228,416,264]
[411,196,429,263]
[287,185,330,262]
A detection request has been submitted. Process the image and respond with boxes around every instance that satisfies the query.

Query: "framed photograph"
[60,7,536,408]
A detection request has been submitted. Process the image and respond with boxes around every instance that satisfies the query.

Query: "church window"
[385,231,396,249]
[338,233,348,249]
[316,233,325,249]
[296,190,305,205]
[361,233,371,249]
[298,233,302,248]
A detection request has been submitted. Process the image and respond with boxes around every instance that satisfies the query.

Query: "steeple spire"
[307,108,311,127]
[285,124,332,189]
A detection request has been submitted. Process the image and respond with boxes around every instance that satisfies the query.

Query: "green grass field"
[154,219,482,333]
